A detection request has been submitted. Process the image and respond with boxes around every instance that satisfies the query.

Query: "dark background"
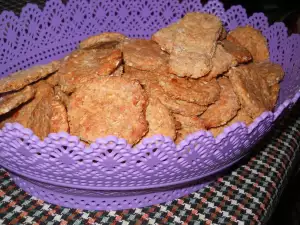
[0,0,299,224]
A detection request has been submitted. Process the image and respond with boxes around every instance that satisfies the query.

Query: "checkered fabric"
[0,102,299,225]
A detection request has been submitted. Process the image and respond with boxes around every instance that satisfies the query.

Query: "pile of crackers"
[0,12,284,145]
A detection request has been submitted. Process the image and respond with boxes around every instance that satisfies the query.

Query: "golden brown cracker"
[123,68,208,116]
[173,13,222,57]
[158,74,220,105]
[33,80,55,99]
[204,44,238,80]
[169,51,212,79]
[122,39,169,71]
[169,13,222,78]
[228,66,273,119]
[221,39,252,63]
[45,72,60,87]
[8,81,54,128]
[28,94,53,139]
[58,49,122,93]
[147,82,207,116]
[68,77,148,145]
[209,109,253,137]
[122,67,159,86]
[174,114,206,143]
[200,77,240,128]
[54,86,70,107]
[151,22,179,53]
[28,96,69,140]
[145,98,176,139]
[50,99,69,134]
[0,61,60,93]
[227,26,269,62]
[79,32,126,50]
[0,86,35,116]
[248,61,284,86]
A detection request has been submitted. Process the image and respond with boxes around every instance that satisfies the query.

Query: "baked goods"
[152,22,179,53]
[122,39,168,71]
[145,98,176,139]
[58,49,122,93]
[200,77,240,128]
[9,81,54,128]
[44,71,61,87]
[158,74,220,105]
[228,66,274,119]
[54,86,70,107]
[203,44,238,80]
[68,77,148,144]
[168,13,222,78]
[227,25,269,62]
[247,61,285,86]
[0,86,35,116]
[0,61,60,93]
[0,12,285,144]
[209,109,253,137]
[123,67,209,116]
[221,39,252,64]
[174,114,206,143]
[79,32,126,50]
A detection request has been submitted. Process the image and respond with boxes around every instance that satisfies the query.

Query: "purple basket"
[0,0,299,211]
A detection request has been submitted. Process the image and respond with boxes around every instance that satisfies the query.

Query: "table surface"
[1,1,300,225]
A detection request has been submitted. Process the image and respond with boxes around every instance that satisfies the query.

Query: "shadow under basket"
[0,0,300,210]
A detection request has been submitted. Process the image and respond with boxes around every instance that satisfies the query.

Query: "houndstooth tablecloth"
[1,1,300,225]
[0,100,299,225]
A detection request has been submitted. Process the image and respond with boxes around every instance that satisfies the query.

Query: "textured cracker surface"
[122,39,169,71]
[200,77,240,128]
[58,49,122,93]
[174,114,206,143]
[0,61,60,93]
[145,98,176,140]
[54,86,70,108]
[79,32,126,50]
[248,61,285,86]
[0,86,35,116]
[123,67,208,116]
[228,66,273,119]
[209,109,253,137]
[151,22,179,53]
[68,77,148,145]
[6,81,54,128]
[169,13,222,78]
[147,82,207,116]
[227,26,269,62]
[28,93,53,140]
[221,39,252,63]
[44,72,60,87]
[159,74,220,105]
[50,99,69,134]
[204,44,238,80]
